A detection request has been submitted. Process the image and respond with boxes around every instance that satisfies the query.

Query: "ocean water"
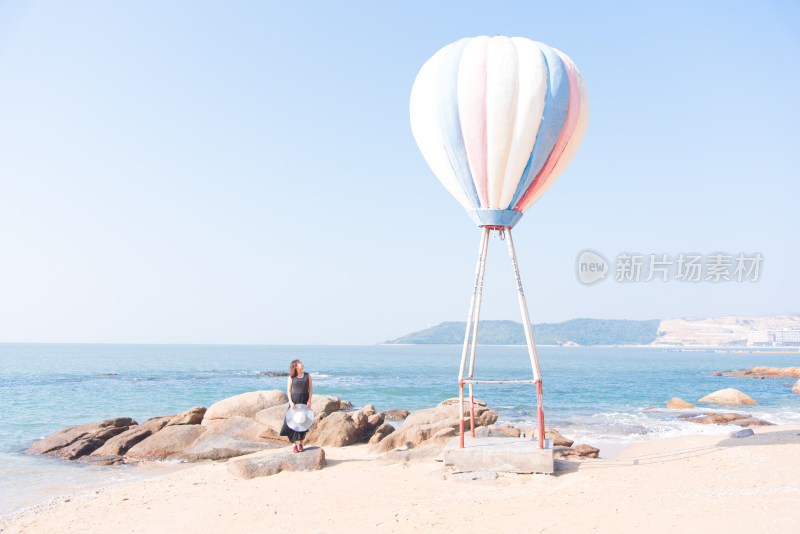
[2,343,799,514]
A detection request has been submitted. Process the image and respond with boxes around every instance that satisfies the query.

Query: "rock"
[793,379,800,394]
[305,412,361,447]
[381,410,410,420]
[25,418,137,459]
[675,412,703,420]
[368,423,395,444]
[712,372,722,376]
[258,371,289,376]
[526,428,574,447]
[339,400,354,411]
[684,412,771,427]
[734,417,774,427]
[167,406,206,426]
[697,388,758,406]
[227,447,326,479]
[375,398,498,453]
[555,444,599,459]
[720,367,800,379]
[730,428,755,438]
[203,390,288,422]
[359,404,377,416]
[91,416,172,457]
[686,413,749,425]
[254,404,290,432]
[667,397,696,409]
[126,425,206,461]
[182,435,279,461]
[75,455,125,466]
[308,396,340,416]
[474,424,521,438]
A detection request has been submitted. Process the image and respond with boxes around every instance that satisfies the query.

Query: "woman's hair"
[289,359,302,378]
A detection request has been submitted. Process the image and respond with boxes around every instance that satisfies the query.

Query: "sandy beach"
[3,425,799,534]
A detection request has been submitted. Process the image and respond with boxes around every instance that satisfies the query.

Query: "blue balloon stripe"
[434,39,481,208]
[507,44,570,210]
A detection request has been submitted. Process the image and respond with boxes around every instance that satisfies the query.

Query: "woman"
[279,359,313,452]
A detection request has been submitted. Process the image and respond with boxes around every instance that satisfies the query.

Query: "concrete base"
[442,436,554,475]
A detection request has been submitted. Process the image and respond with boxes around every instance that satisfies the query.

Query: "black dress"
[279,373,311,442]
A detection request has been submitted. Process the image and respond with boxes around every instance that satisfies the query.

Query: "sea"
[2,343,799,515]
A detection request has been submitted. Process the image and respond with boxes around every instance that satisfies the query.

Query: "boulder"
[167,406,206,426]
[667,397,696,409]
[685,413,772,427]
[525,428,574,447]
[25,418,137,459]
[375,398,498,453]
[203,390,287,422]
[339,400,354,411]
[75,455,125,466]
[368,423,395,445]
[227,447,326,479]
[793,379,800,394]
[735,417,774,428]
[555,444,600,459]
[91,416,172,457]
[258,371,289,376]
[308,396,340,416]
[305,412,361,447]
[721,367,800,379]
[126,425,206,461]
[381,410,410,420]
[730,428,755,438]
[254,404,290,432]
[475,424,521,438]
[697,388,758,406]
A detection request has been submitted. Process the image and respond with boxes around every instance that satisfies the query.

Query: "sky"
[0,1,798,344]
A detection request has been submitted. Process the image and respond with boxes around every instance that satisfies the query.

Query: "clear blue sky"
[1,1,798,344]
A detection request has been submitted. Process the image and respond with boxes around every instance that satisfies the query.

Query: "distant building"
[747,329,800,346]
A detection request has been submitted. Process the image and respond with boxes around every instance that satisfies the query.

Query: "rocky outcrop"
[258,371,289,376]
[555,444,599,459]
[685,412,773,427]
[24,418,136,459]
[305,412,360,447]
[309,395,341,416]
[667,397,696,409]
[475,424,521,438]
[167,406,206,426]
[720,367,800,379]
[793,379,800,394]
[90,416,172,457]
[339,400,354,410]
[203,391,287,422]
[375,398,498,453]
[381,410,410,420]
[526,428,574,447]
[697,388,758,406]
[368,423,395,444]
[227,447,326,479]
[126,425,206,461]
[179,416,278,460]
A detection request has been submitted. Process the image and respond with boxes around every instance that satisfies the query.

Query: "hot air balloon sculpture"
[410,36,589,449]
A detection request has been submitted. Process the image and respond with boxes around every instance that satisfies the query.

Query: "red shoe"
[293,445,298,453]
[298,444,304,452]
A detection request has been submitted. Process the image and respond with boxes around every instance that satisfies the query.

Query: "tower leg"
[505,229,545,449]
[467,229,489,437]
[458,227,490,448]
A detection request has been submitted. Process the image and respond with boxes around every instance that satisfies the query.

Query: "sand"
[2,426,799,533]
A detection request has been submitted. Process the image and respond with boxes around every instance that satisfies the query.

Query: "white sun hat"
[285,404,314,432]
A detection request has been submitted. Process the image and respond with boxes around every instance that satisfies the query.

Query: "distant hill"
[385,318,661,346]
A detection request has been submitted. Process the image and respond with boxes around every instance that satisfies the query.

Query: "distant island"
[385,319,660,346]
[385,315,800,347]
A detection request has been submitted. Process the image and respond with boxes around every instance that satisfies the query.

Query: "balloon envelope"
[410,36,589,228]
